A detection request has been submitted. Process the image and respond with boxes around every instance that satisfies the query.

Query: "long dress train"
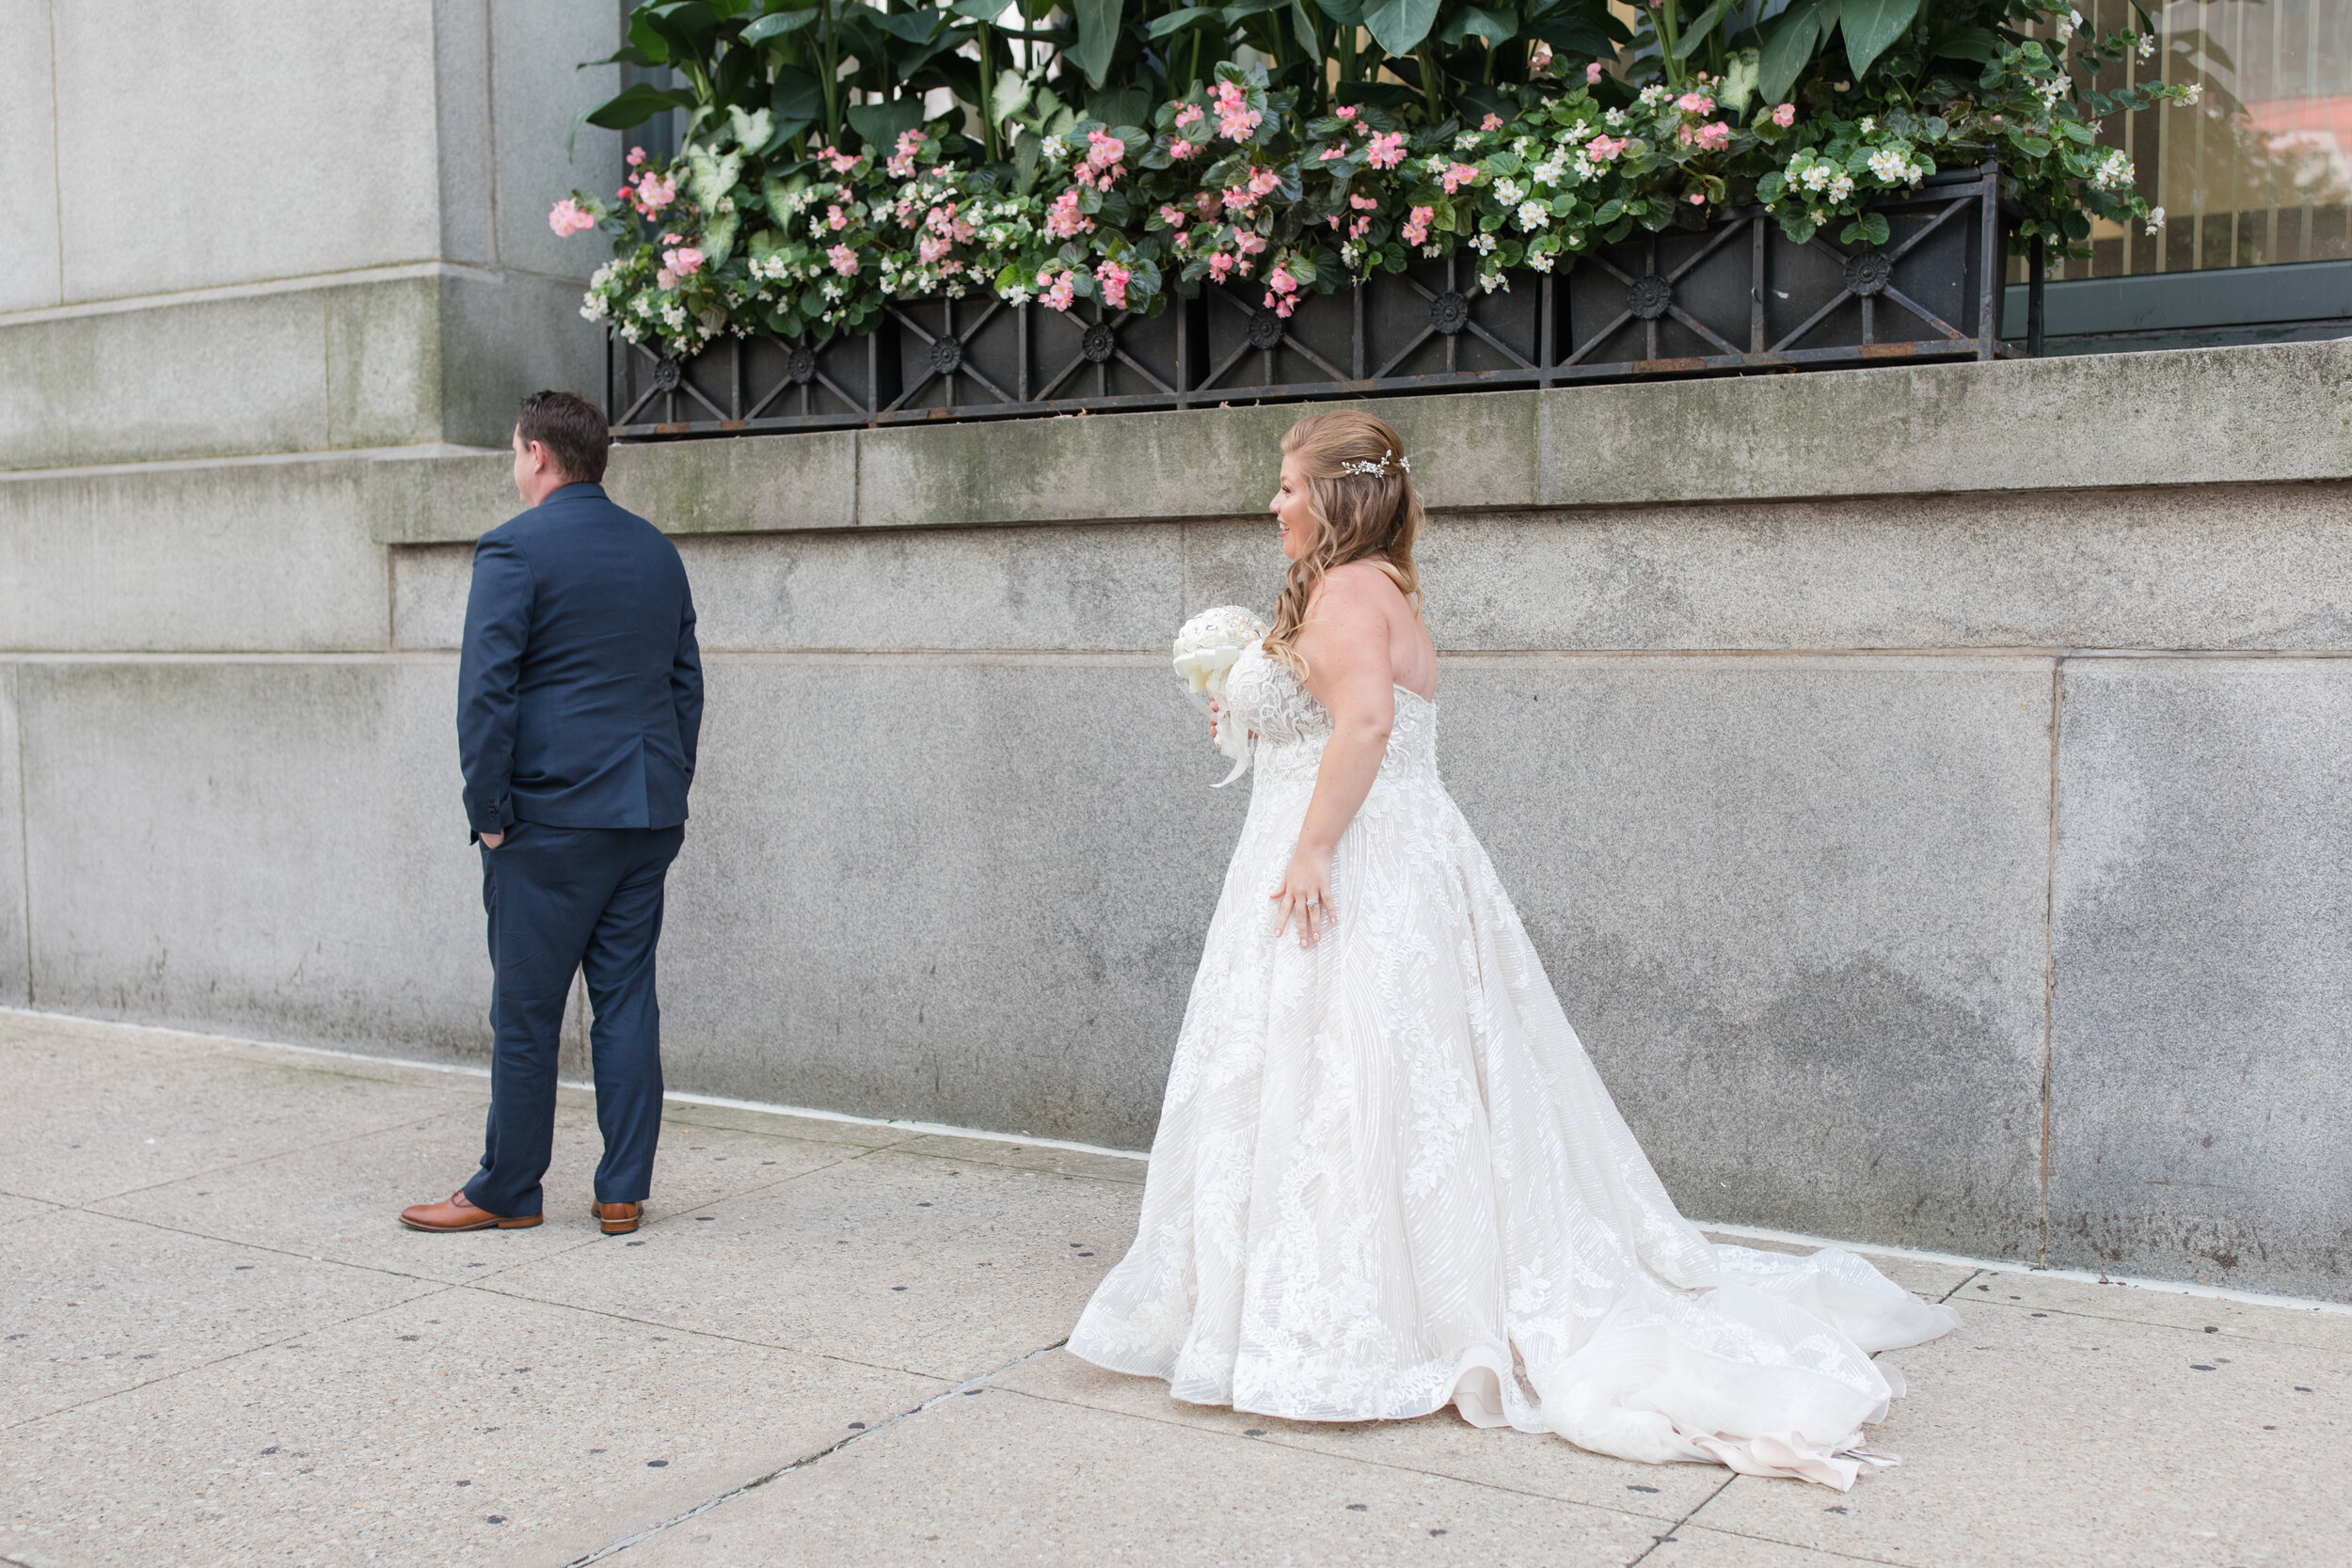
[1069,643,1959,1489]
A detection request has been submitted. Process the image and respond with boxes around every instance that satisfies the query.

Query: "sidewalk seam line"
[561,1339,1072,1565]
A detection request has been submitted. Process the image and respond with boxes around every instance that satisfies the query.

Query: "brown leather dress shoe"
[592,1201,643,1235]
[400,1190,543,1232]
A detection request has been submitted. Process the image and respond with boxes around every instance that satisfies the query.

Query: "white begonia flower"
[1533,159,1565,186]
[1604,107,1629,128]
[1828,173,1855,201]
[1859,116,1876,134]
[2146,205,2167,230]
[1472,230,1498,253]
[2182,81,2204,104]
[2137,34,2156,58]
[1514,137,1534,156]
[1867,148,1909,182]
[1517,200,1549,230]
[1479,268,1508,293]
[1455,131,1482,151]
[1497,178,1526,206]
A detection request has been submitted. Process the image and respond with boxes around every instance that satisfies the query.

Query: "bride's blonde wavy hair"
[1263,409,1424,679]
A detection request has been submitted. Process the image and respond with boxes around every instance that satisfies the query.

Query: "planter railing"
[609,162,2018,439]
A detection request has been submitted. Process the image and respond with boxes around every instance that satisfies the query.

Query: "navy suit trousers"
[466,821,684,1218]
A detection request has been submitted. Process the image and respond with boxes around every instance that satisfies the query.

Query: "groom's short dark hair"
[516,390,612,483]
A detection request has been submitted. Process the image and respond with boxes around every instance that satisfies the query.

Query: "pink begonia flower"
[1772,102,1797,128]
[1327,214,1347,231]
[1349,194,1379,211]
[1587,135,1627,162]
[1235,230,1268,256]
[1045,189,1095,239]
[655,268,676,290]
[1086,129,1125,171]
[1349,215,1371,239]
[627,146,647,167]
[1212,80,1263,140]
[1530,40,1553,71]
[661,231,681,245]
[1365,131,1406,169]
[1169,137,1200,160]
[548,198,596,237]
[1042,271,1077,311]
[1223,185,1255,214]
[1248,167,1280,198]
[1586,61,1604,84]
[1695,121,1731,151]
[1403,204,1434,245]
[1335,105,1358,120]
[820,145,861,174]
[1689,191,1707,205]
[1158,202,1188,228]
[1319,147,1345,161]
[1175,103,1204,127]
[1095,260,1132,309]
[1440,162,1482,195]
[634,172,677,213]
[663,245,705,277]
[827,204,850,231]
[917,234,952,265]
[1208,252,1236,279]
[826,244,859,277]
[1481,114,1504,132]
[1676,91,1713,115]
[886,129,927,180]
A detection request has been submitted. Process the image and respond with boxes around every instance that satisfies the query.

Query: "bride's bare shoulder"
[1310,559,1409,615]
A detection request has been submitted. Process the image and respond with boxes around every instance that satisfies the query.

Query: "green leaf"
[739,7,820,45]
[1073,0,1125,88]
[1856,210,1889,245]
[771,65,823,125]
[1672,0,1733,59]
[1838,0,1918,78]
[1362,0,1440,55]
[1932,26,2000,63]
[1313,0,1367,24]
[1757,0,1823,107]
[1440,6,1519,47]
[846,98,924,147]
[1147,7,1226,37]
[1293,0,1321,55]
[584,82,698,131]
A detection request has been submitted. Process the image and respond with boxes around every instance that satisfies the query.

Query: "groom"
[401,390,704,1238]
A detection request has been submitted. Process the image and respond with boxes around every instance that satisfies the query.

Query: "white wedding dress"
[1070,643,1960,1489]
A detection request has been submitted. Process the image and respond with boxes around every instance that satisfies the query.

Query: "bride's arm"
[1272,569,1397,948]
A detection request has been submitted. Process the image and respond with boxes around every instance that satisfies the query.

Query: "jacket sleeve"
[672,572,705,784]
[457,532,532,838]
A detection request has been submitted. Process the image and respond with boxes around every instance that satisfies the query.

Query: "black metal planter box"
[610,163,2006,439]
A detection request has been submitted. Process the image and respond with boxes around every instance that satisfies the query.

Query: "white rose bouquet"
[1172,605,1268,787]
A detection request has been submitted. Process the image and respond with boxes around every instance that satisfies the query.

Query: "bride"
[1069,409,1958,1489]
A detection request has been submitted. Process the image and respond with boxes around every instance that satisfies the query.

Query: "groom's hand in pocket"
[479,832,504,849]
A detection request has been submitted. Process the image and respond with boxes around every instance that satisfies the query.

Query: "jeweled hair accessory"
[1339,449,1410,478]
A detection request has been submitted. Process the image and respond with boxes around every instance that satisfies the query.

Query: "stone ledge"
[365,337,2352,545]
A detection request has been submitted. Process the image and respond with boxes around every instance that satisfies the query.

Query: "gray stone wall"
[8,340,2350,1299]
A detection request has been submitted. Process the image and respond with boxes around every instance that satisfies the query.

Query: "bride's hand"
[1271,842,1335,949]
[1208,694,1224,747]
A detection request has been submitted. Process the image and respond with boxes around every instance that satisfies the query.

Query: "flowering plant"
[557,0,2201,357]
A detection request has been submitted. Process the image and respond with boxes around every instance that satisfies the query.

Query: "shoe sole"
[599,1219,641,1235]
[399,1213,543,1232]
[593,1204,643,1236]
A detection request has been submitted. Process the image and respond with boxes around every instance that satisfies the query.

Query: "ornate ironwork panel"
[610,164,2010,439]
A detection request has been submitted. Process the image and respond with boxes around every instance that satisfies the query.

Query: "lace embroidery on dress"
[1069,642,1959,1490]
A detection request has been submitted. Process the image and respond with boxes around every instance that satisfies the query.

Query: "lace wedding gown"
[1070,643,1960,1489]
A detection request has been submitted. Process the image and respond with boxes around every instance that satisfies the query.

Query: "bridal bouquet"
[1172,606,1267,788]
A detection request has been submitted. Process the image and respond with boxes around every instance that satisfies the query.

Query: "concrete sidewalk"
[2,1011,2344,1568]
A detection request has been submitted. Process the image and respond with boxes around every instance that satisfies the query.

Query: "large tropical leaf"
[740,7,821,46]
[1670,0,1732,58]
[1756,0,1830,104]
[1313,0,1367,23]
[1362,0,1440,55]
[1438,6,1518,46]
[846,97,926,145]
[1147,7,1228,38]
[583,81,700,130]
[1073,0,1125,87]
[770,64,824,122]
[1838,0,1917,77]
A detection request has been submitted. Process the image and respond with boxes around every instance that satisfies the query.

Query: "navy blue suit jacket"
[457,483,703,837]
